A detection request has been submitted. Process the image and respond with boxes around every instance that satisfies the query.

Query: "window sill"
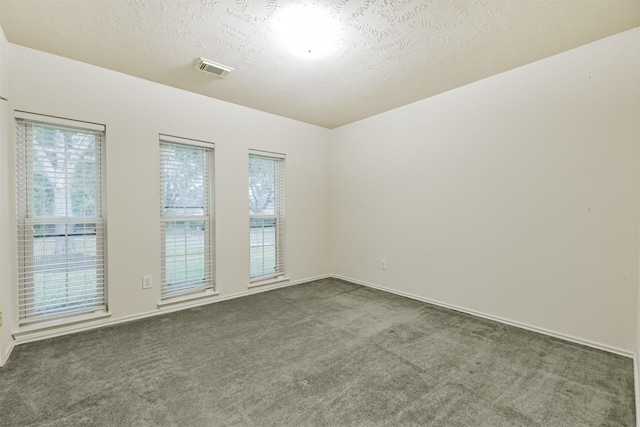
[13,311,112,341]
[248,276,290,289]
[157,289,219,309]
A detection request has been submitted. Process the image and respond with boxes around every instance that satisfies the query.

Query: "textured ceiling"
[0,0,639,129]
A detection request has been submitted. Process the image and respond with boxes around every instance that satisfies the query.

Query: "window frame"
[15,111,107,326]
[248,149,285,283]
[159,134,215,300]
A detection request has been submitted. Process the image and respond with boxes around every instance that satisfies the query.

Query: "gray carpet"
[0,278,635,426]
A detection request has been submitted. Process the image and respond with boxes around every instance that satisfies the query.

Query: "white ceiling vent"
[195,58,233,78]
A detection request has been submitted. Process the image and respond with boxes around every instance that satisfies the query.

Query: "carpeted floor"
[0,278,635,426]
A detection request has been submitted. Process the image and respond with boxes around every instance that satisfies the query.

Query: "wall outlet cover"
[142,275,153,289]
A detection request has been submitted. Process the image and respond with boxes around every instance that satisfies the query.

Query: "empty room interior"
[0,1,639,426]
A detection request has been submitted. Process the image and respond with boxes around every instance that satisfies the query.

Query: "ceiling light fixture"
[272,4,339,58]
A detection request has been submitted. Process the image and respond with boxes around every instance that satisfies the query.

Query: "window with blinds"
[160,136,214,299]
[249,151,285,281]
[15,113,106,325]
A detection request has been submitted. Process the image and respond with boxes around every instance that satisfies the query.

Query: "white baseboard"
[9,274,330,348]
[332,274,634,359]
[3,272,632,367]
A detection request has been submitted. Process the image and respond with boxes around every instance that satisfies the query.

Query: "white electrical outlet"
[380,259,387,270]
[142,275,152,289]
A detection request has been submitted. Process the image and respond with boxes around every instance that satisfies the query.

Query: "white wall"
[330,28,640,353]
[6,44,331,332]
[0,23,15,365]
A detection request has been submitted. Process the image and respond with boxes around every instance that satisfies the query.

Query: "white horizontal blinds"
[16,117,106,325]
[249,152,285,280]
[160,139,214,299]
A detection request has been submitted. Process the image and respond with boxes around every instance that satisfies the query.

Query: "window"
[16,113,106,325]
[160,136,214,299]
[249,151,285,281]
